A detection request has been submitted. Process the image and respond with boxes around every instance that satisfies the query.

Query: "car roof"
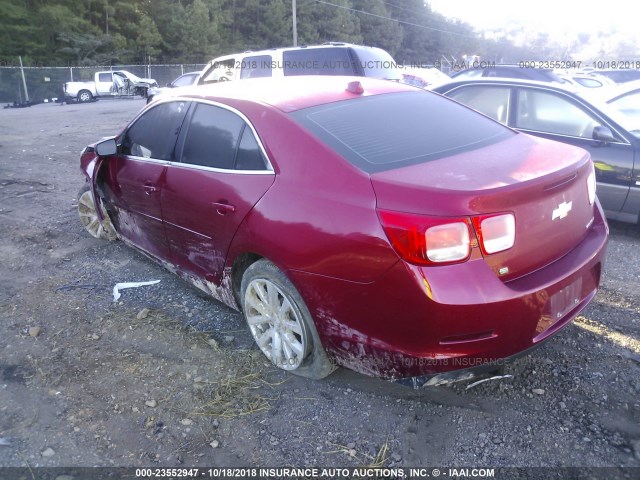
[431,77,583,95]
[162,75,417,112]
[210,43,385,61]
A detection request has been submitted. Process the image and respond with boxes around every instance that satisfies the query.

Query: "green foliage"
[0,0,540,66]
[352,0,402,56]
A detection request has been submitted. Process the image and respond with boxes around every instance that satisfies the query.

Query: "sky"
[427,0,637,39]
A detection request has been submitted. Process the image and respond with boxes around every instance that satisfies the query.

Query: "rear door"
[512,86,635,214]
[161,102,275,284]
[101,100,190,259]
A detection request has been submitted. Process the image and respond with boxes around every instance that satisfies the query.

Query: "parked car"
[581,79,640,121]
[197,43,402,85]
[399,66,450,88]
[78,76,607,386]
[432,78,640,224]
[63,70,158,103]
[451,65,565,84]
[146,71,201,104]
[593,69,640,84]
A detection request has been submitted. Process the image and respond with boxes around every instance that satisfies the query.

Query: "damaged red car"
[78,76,608,387]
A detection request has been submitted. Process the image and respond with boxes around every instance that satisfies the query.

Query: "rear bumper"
[393,339,550,388]
[295,201,608,380]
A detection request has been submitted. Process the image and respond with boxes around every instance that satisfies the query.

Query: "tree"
[148,0,188,61]
[58,32,114,65]
[349,0,401,56]
[181,0,216,61]
[0,0,561,66]
[296,0,362,45]
[222,0,290,51]
[386,0,442,64]
[136,14,163,61]
[0,1,43,63]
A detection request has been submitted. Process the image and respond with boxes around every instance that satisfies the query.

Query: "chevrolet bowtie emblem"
[552,201,573,220]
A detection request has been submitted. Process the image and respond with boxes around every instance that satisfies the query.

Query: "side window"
[283,48,354,76]
[449,86,511,125]
[172,73,198,87]
[235,127,267,170]
[240,55,273,79]
[121,101,190,160]
[515,89,602,138]
[202,59,235,83]
[98,72,112,83]
[352,47,401,80]
[181,104,244,169]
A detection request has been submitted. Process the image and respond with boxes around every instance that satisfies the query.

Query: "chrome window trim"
[119,156,172,166]
[516,128,632,146]
[167,161,275,175]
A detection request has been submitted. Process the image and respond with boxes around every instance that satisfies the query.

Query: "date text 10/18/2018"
[134,467,497,478]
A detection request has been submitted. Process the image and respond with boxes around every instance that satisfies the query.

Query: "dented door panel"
[161,164,274,284]
[100,156,169,259]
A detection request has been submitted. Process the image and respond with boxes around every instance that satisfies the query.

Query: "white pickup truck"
[63,70,158,103]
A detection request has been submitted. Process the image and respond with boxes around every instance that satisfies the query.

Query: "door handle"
[143,184,158,195]
[212,201,236,215]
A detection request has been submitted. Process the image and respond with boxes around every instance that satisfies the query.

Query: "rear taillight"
[587,164,596,205]
[472,213,515,255]
[425,222,470,263]
[378,210,516,266]
[377,210,472,266]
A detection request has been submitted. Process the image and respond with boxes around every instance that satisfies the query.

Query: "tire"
[77,90,93,103]
[241,259,335,379]
[77,185,117,241]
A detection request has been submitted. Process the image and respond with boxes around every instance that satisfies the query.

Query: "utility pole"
[18,56,29,103]
[292,0,297,47]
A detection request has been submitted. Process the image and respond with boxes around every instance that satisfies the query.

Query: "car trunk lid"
[372,134,595,280]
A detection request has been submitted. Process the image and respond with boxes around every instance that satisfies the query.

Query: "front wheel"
[77,185,116,241]
[241,259,335,379]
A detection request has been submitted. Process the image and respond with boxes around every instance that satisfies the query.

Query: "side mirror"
[592,125,616,143]
[96,138,117,156]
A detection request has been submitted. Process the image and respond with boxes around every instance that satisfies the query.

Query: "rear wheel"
[77,90,93,103]
[241,259,335,379]
[77,185,116,241]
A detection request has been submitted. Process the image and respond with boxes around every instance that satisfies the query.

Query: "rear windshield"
[291,91,515,173]
[283,48,355,76]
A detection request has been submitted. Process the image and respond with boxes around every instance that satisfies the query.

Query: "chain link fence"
[0,64,207,104]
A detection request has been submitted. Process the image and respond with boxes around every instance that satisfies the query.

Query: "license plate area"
[535,276,584,337]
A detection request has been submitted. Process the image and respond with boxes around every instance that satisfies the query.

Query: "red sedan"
[78,76,608,386]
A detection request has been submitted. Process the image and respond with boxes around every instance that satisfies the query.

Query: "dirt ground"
[1,99,639,477]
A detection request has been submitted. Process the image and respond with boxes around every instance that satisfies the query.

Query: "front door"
[100,100,190,260]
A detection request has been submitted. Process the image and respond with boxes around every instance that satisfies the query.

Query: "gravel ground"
[0,100,639,479]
